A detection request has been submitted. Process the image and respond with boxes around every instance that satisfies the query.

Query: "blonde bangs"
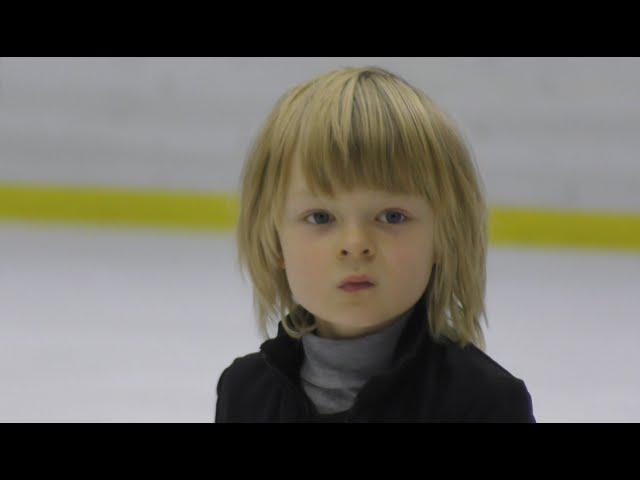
[278,68,442,208]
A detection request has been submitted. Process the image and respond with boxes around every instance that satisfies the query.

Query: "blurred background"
[1,57,638,422]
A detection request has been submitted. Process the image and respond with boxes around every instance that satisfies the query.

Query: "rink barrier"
[0,182,639,252]
[0,182,238,232]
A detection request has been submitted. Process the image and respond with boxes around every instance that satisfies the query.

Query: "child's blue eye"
[304,210,408,226]
[306,212,332,225]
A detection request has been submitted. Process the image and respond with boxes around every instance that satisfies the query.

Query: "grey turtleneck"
[300,306,415,415]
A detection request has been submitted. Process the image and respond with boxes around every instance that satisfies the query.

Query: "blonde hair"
[235,66,488,351]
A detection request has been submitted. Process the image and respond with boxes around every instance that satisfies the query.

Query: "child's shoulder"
[215,351,280,422]
[437,337,527,388]
[218,351,269,387]
[432,339,534,421]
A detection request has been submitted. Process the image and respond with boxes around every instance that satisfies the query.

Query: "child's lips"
[339,274,375,287]
[339,282,375,292]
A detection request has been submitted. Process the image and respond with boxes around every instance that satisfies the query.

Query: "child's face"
[277,156,437,339]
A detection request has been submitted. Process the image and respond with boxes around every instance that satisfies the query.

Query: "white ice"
[1,222,638,422]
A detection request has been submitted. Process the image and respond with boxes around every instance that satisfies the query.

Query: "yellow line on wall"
[489,206,640,253]
[0,182,238,232]
[0,182,639,252]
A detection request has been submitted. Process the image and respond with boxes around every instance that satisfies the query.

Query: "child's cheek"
[385,239,413,274]
[389,234,435,285]
[282,231,330,289]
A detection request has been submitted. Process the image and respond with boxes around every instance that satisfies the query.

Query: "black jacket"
[215,292,535,423]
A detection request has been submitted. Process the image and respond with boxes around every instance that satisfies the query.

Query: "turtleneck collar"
[300,307,414,389]
[259,290,434,386]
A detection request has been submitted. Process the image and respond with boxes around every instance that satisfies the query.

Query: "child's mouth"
[339,282,375,293]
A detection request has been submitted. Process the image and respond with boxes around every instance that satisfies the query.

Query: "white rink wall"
[1,57,639,212]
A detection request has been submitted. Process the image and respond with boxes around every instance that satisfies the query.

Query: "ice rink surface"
[1,222,638,422]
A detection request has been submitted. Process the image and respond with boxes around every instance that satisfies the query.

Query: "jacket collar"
[259,291,434,385]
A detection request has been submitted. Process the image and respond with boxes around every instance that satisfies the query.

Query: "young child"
[215,65,535,422]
